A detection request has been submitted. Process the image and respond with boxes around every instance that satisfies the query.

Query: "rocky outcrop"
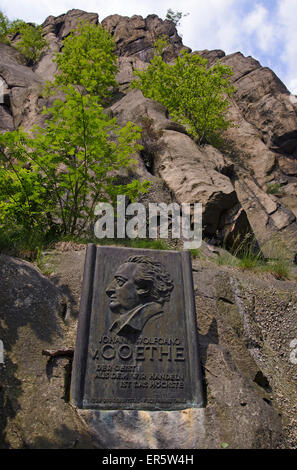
[1,248,296,448]
[110,89,238,235]
[105,15,297,254]
[102,14,187,63]
[34,9,99,83]
[0,43,44,130]
[197,49,297,156]
[42,9,98,40]
[1,9,297,256]
[0,10,100,132]
[0,253,98,448]
[225,53,297,155]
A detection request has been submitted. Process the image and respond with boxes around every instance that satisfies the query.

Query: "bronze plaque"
[71,244,204,410]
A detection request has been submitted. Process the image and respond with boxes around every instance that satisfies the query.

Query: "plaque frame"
[71,244,204,410]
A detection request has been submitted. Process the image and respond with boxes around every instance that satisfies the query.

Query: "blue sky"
[1,0,296,94]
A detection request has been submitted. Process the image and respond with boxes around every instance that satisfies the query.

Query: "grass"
[260,258,290,280]
[266,183,283,195]
[35,249,56,276]
[215,233,262,268]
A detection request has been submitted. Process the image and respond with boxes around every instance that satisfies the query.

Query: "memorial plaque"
[71,244,204,410]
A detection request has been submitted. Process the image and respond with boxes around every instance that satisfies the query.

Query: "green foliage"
[262,258,290,280]
[190,248,202,259]
[232,233,263,269]
[214,233,291,279]
[153,35,170,56]
[258,234,292,279]
[266,182,283,195]
[165,9,189,27]
[221,442,229,449]
[0,11,10,43]
[12,22,48,62]
[0,22,149,243]
[0,11,47,62]
[52,21,117,101]
[121,238,171,250]
[131,47,235,146]
[0,86,146,236]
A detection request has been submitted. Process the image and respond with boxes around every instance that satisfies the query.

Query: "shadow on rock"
[0,255,66,447]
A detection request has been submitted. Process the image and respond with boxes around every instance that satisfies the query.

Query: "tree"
[0,11,47,62]
[12,22,48,63]
[131,41,235,146]
[0,22,149,240]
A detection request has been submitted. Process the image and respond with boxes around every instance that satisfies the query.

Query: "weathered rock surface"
[34,9,99,83]
[102,14,187,63]
[110,89,238,237]
[42,9,98,40]
[198,49,297,156]
[1,248,296,448]
[0,253,99,448]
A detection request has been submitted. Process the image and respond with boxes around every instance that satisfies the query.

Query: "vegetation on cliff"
[0,11,47,62]
[0,21,149,251]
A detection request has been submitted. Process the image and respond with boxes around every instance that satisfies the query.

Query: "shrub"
[131,38,235,146]
[0,22,149,247]
[0,11,48,62]
[12,22,48,62]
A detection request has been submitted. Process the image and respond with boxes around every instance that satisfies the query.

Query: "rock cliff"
[0,9,296,449]
[1,9,297,255]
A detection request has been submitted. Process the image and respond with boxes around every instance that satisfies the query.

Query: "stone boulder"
[154,131,237,236]
[41,9,98,40]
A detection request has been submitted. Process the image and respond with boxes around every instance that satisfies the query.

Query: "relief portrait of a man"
[105,255,174,339]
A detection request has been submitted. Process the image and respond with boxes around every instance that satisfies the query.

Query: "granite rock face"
[0,253,98,448]
[102,14,187,63]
